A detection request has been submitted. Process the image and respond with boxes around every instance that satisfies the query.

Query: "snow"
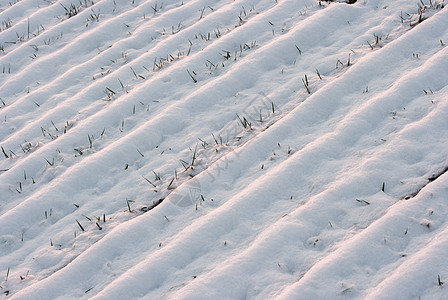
[1,0,448,299]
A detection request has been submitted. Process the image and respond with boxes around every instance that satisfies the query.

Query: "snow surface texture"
[1,0,448,299]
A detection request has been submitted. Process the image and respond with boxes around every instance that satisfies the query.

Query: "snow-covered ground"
[1,0,448,298]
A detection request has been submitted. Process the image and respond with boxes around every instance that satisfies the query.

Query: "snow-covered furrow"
[0,0,302,213]
[0,0,332,237]
[1,0,448,299]
[1,1,349,296]
[0,0,231,140]
[0,0,350,221]
[122,10,448,299]
[0,0,317,185]
[0,0,419,214]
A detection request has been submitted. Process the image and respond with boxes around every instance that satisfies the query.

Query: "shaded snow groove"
[404,165,448,200]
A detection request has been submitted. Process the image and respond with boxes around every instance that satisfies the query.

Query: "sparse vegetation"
[0,1,447,298]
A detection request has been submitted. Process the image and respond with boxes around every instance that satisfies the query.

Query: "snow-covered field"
[1,0,448,298]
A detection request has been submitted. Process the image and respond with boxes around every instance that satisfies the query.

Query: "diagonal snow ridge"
[1,0,448,299]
